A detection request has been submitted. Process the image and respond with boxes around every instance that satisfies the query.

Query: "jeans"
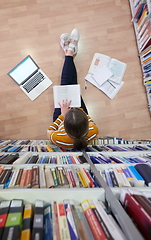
[53,56,88,121]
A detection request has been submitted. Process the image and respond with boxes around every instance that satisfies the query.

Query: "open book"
[85,53,127,99]
[88,53,127,84]
[53,84,81,108]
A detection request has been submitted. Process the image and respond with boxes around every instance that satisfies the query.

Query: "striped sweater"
[47,113,98,149]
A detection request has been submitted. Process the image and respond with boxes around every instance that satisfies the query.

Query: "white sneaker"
[68,28,80,54]
[60,33,70,51]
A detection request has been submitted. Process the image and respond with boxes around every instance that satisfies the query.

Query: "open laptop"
[7,55,53,101]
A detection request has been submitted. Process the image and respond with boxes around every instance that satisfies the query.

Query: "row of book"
[1,136,151,148]
[131,0,151,113]
[120,189,151,240]
[0,165,99,189]
[1,143,151,153]
[0,153,87,165]
[99,163,151,188]
[90,153,151,164]
[87,144,151,152]
[0,162,151,189]
[1,151,151,166]
[140,45,151,81]
[133,0,151,52]
[0,190,150,240]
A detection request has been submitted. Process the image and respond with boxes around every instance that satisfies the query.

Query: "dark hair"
[64,108,89,150]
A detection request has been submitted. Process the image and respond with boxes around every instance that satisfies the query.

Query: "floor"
[0,0,151,140]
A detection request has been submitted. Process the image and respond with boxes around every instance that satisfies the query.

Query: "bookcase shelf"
[0,139,151,240]
[129,0,151,115]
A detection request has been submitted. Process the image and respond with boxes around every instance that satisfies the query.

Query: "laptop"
[7,55,53,101]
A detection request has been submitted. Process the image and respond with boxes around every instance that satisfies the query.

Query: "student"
[47,29,98,150]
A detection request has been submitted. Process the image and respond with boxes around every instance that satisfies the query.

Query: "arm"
[47,99,72,141]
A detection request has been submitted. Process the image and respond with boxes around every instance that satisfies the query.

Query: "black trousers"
[53,56,88,121]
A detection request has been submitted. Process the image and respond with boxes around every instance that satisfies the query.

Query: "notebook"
[7,55,53,100]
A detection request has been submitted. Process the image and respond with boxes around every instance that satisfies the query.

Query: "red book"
[123,193,151,240]
[81,200,107,240]
[68,170,76,188]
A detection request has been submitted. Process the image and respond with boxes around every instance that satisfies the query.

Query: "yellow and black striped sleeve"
[47,115,64,131]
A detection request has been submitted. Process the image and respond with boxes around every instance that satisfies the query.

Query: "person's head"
[64,108,89,150]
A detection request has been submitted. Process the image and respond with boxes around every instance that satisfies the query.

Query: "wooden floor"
[0,0,151,140]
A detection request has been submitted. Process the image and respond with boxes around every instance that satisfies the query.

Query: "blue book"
[66,156,73,164]
[40,157,47,164]
[109,156,123,163]
[135,164,151,187]
[44,205,53,240]
[128,166,145,183]
[64,200,80,240]
[98,154,111,163]
[4,171,13,188]
[104,170,114,187]
[7,147,19,152]
[90,156,103,164]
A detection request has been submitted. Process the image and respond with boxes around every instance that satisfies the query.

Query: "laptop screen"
[8,56,39,85]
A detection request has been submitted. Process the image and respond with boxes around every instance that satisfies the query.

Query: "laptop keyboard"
[23,72,45,93]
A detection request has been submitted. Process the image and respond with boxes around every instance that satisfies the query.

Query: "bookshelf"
[0,138,151,239]
[129,0,151,114]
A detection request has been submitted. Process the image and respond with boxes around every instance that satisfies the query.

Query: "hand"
[58,99,72,117]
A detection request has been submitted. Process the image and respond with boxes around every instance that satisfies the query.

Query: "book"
[121,193,151,240]
[0,200,11,239]
[85,73,124,99]
[57,203,71,240]
[81,200,107,240]
[32,200,44,240]
[71,204,95,240]
[2,199,23,240]
[31,166,39,188]
[132,194,151,216]
[21,204,33,240]
[134,163,151,186]
[63,199,79,240]
[93,199,126,240]
[44,205,53,240]
[53,84,81,108]
[128,165,145,187]
[87,199,112,240]
[86,52,126,85]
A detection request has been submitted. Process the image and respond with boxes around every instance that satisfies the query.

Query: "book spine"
[21,204,32,240]
[24,168,32,188]
[19,169,28,188]
[44,205,53,240]
[53,202,61,240]
[81,200,107,240]
[45,168,54,188]
[63,200,79,240]
[88,200,113,240]
[93,200,125,240]
[57,203,71,240]
[31,166,39,188]
[39,166,46,188]
[72,205,95,240]
[14,168,23,188]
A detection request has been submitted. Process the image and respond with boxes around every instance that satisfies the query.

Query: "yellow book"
[76,169,88,188]
[21,204,32,240]
[46,145,53,152]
